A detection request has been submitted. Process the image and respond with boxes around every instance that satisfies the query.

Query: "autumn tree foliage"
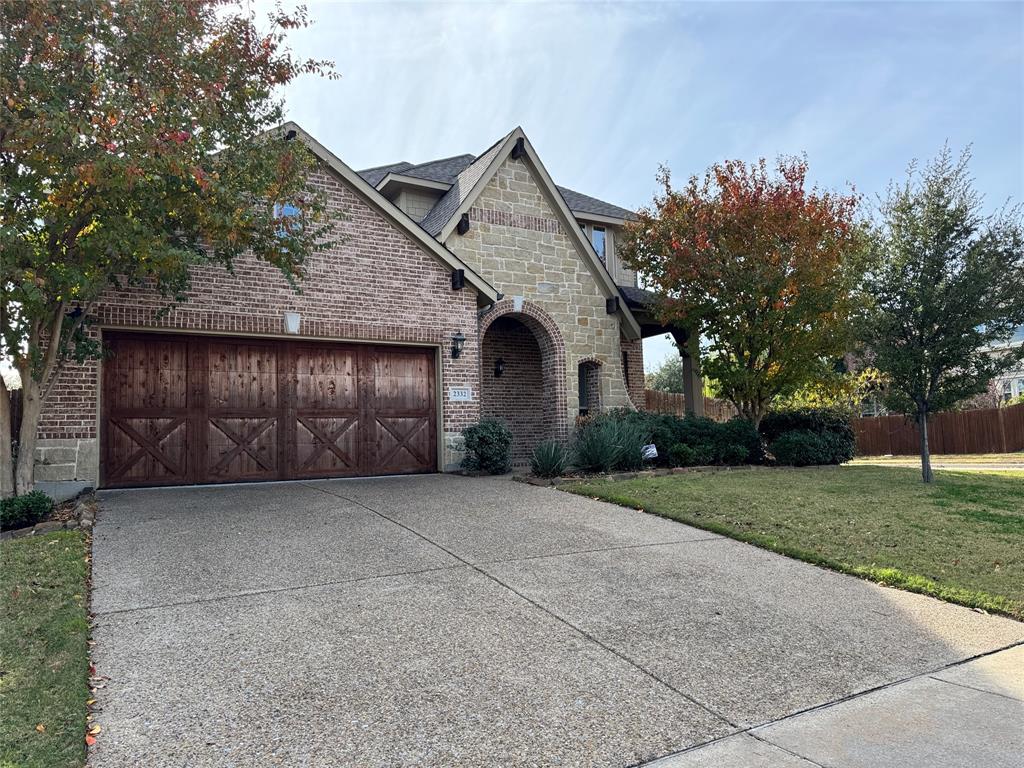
[0,0,336,495]
[621,157,864,426]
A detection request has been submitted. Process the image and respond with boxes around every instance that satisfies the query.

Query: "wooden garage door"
[101,333,437,488]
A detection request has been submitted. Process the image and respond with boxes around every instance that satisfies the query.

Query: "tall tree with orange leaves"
[0,1,337,495]
[620,157,865,426]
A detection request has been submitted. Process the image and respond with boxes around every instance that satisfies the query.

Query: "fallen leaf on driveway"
[88,725,102,735]
[85,735,97,746]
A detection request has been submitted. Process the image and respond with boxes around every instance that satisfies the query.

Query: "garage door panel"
[371,416,433,475]
[371,350,433,410]
[294,416,361,476]
[107,338,189,411]
[102,335,437,487]
[207,341,279,410]
[293,346,359,410]
[106,417,189,485]
[206,416,279,481]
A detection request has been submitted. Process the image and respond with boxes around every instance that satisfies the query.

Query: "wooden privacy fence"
[643,389,736,423]
[853,403,1024,456]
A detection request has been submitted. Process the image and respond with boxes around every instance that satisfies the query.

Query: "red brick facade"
[480,316,555,463]
[37,163,482,478]
[36,143,648,485]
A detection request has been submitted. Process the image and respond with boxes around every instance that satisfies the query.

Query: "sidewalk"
[646,644,1024,768]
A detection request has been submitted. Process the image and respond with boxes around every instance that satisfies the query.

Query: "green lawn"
[1,532,90,768]
[850,453,1024,466]
[568,466,1024,620]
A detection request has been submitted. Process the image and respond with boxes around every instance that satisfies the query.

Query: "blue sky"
[268,0,1024,371]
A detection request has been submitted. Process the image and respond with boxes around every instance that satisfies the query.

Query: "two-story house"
[34,124,700,491]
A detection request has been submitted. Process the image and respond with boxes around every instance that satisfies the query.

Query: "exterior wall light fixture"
[451,331,466,359]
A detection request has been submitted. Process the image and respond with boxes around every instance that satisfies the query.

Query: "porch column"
[671,328,704,418]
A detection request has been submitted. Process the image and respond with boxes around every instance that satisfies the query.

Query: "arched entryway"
[480,302,567,464]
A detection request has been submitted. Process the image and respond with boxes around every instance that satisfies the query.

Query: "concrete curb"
[513,463,841,487]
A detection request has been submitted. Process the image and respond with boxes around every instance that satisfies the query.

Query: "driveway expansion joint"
[303,481,742,731]
[740,637,1024,733]
[92,562,468,617]
[926,674,1024,703]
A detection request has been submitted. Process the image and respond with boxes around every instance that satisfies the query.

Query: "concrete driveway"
[90,475,1023,767]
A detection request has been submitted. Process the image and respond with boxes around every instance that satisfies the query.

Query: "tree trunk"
[918,409,933,483]
[12,304,66,495]
[14,374,44,495]
[0,380,13,499]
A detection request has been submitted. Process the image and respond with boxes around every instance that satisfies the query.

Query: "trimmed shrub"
[760,407,855,464]
[718,442,750,466]
[530,440,569,478]
[822,430,856,464]
[668,443,697,467]
[0,491,54,531]
[461,419,513,474]
[770,430,832,466]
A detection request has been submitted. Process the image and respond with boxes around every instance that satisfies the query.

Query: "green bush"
[670,442,720,467]
[822,430,856,464]
[576,410,763,467]
[718,442,750,465]
[461,419,513,474]
[760,407,855,464]
[760,407,854,442]
[668,443,696,467]
[770,430,833,466]
[572,415,652,473]
[530,440,569,478]
[716,418,763,464]
[0,491,54,531]
[615,419,652,470]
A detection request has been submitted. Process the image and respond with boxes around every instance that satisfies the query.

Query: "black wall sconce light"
[456,213,470,235]
[510,136,526,159]
[494,358,505,378]
[451,331,466,359]
[451,268,465,290]
[606,296,620,314]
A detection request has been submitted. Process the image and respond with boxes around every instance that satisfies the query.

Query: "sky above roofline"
[259,0,1023,371]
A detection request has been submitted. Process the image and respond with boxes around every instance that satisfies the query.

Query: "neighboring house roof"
[357,148,636,224]
[278,122,499,303]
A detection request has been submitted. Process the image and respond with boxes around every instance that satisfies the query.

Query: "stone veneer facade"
[445,156,642,429]
[35,161,483,484]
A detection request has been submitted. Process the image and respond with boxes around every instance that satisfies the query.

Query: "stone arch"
[479,299,568,462]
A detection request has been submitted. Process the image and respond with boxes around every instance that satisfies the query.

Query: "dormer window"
[591,226,606,260]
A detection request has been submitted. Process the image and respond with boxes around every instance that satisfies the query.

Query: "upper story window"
[591,226,606,260]
[273,202,302,237]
